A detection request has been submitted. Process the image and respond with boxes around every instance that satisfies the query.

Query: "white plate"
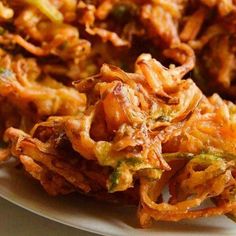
[0,159,236,236]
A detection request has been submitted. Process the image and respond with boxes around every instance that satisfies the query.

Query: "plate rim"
[1,159,236,236]
[0,193,104,236]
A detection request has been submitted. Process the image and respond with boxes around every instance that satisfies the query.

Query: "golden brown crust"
[1,0,236,228]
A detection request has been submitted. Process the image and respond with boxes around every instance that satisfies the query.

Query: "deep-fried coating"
[4,49,236,226]
[1,0,236,229]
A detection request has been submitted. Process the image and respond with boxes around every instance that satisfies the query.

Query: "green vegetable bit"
[111,3,136,24]
[157,115,170,122]
[112,4,129,21]
[109,166,121,192]
[0,26,5,35]
[0,68,13,81]
[108,158,161,193]
[25,0,63,23]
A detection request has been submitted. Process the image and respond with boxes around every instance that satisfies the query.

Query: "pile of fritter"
[1,0,236,227]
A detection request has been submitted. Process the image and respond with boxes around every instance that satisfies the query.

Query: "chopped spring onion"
[25,0,63,23]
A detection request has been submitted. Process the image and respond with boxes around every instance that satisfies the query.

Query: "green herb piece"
[157,115,170,122]
[25,0,63,23]
[0,26,5,35]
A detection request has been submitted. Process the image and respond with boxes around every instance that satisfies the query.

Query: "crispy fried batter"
[3,47,236,226]
[1,0,236,229]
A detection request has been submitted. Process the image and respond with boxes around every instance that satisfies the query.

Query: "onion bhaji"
[1,0,236,228]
